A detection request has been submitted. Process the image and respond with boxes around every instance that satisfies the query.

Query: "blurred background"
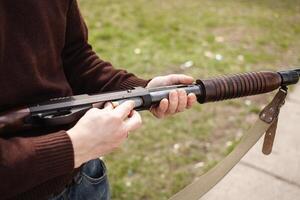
[78,0,300,199]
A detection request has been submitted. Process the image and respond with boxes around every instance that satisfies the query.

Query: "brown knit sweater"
[0,0,148,199]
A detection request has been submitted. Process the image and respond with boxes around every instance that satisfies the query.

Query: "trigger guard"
[37,106,91,126]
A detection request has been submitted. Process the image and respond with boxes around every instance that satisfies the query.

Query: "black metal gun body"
[1,68,299,134]
[28,85,201,126]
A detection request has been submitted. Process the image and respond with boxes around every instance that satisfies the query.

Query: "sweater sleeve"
[0,131,74,199]
[62,0,149,95]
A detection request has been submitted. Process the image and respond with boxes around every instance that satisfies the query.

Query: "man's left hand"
[146,74,197,118]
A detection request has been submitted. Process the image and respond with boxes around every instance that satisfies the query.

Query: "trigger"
[43,110,71,119]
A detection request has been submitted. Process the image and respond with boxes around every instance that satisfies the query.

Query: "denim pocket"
[49,159,110,200]
[81,159,108,184]
[67,158,110,200]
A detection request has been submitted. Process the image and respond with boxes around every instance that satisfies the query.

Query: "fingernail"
[111,102,119,108]
[179,89,186,94]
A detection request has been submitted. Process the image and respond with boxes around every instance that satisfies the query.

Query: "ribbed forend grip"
[197,71,282,103]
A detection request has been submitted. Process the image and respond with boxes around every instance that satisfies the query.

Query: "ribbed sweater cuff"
[31,131,74,179]
[119,76,150,89]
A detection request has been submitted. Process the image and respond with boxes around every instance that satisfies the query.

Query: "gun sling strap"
[169,87,287,200]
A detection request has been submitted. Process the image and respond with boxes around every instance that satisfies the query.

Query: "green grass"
[78,0,300,199]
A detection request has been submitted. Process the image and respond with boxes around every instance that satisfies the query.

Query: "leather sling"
[169,88,287,200]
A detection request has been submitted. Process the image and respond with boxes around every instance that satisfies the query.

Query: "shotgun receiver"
[1,69,299,134]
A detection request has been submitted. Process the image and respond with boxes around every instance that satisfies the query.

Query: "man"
[0,0,197,199]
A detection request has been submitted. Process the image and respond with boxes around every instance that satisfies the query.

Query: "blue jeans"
[49,159,110,200]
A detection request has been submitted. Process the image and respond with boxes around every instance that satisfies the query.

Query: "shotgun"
[1,68,299,134]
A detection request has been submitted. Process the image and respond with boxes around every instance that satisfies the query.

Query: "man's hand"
[67,101,141,168]
[146,74,197,118]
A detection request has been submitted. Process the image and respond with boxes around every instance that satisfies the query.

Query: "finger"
[168,74,194,85]
[158,98,169,114]
[128,110,134,118]
[166,90,179,114]
[187,93,197,109]
[103,102,114,110]
[177,89,187,112]
[151,98,169,118]
[113,100,135,119]
[124,111,142,132]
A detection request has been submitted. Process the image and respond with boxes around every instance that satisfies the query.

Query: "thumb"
[168,74,194,85]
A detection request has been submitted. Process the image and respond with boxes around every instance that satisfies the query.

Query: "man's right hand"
[67,101,142,168]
